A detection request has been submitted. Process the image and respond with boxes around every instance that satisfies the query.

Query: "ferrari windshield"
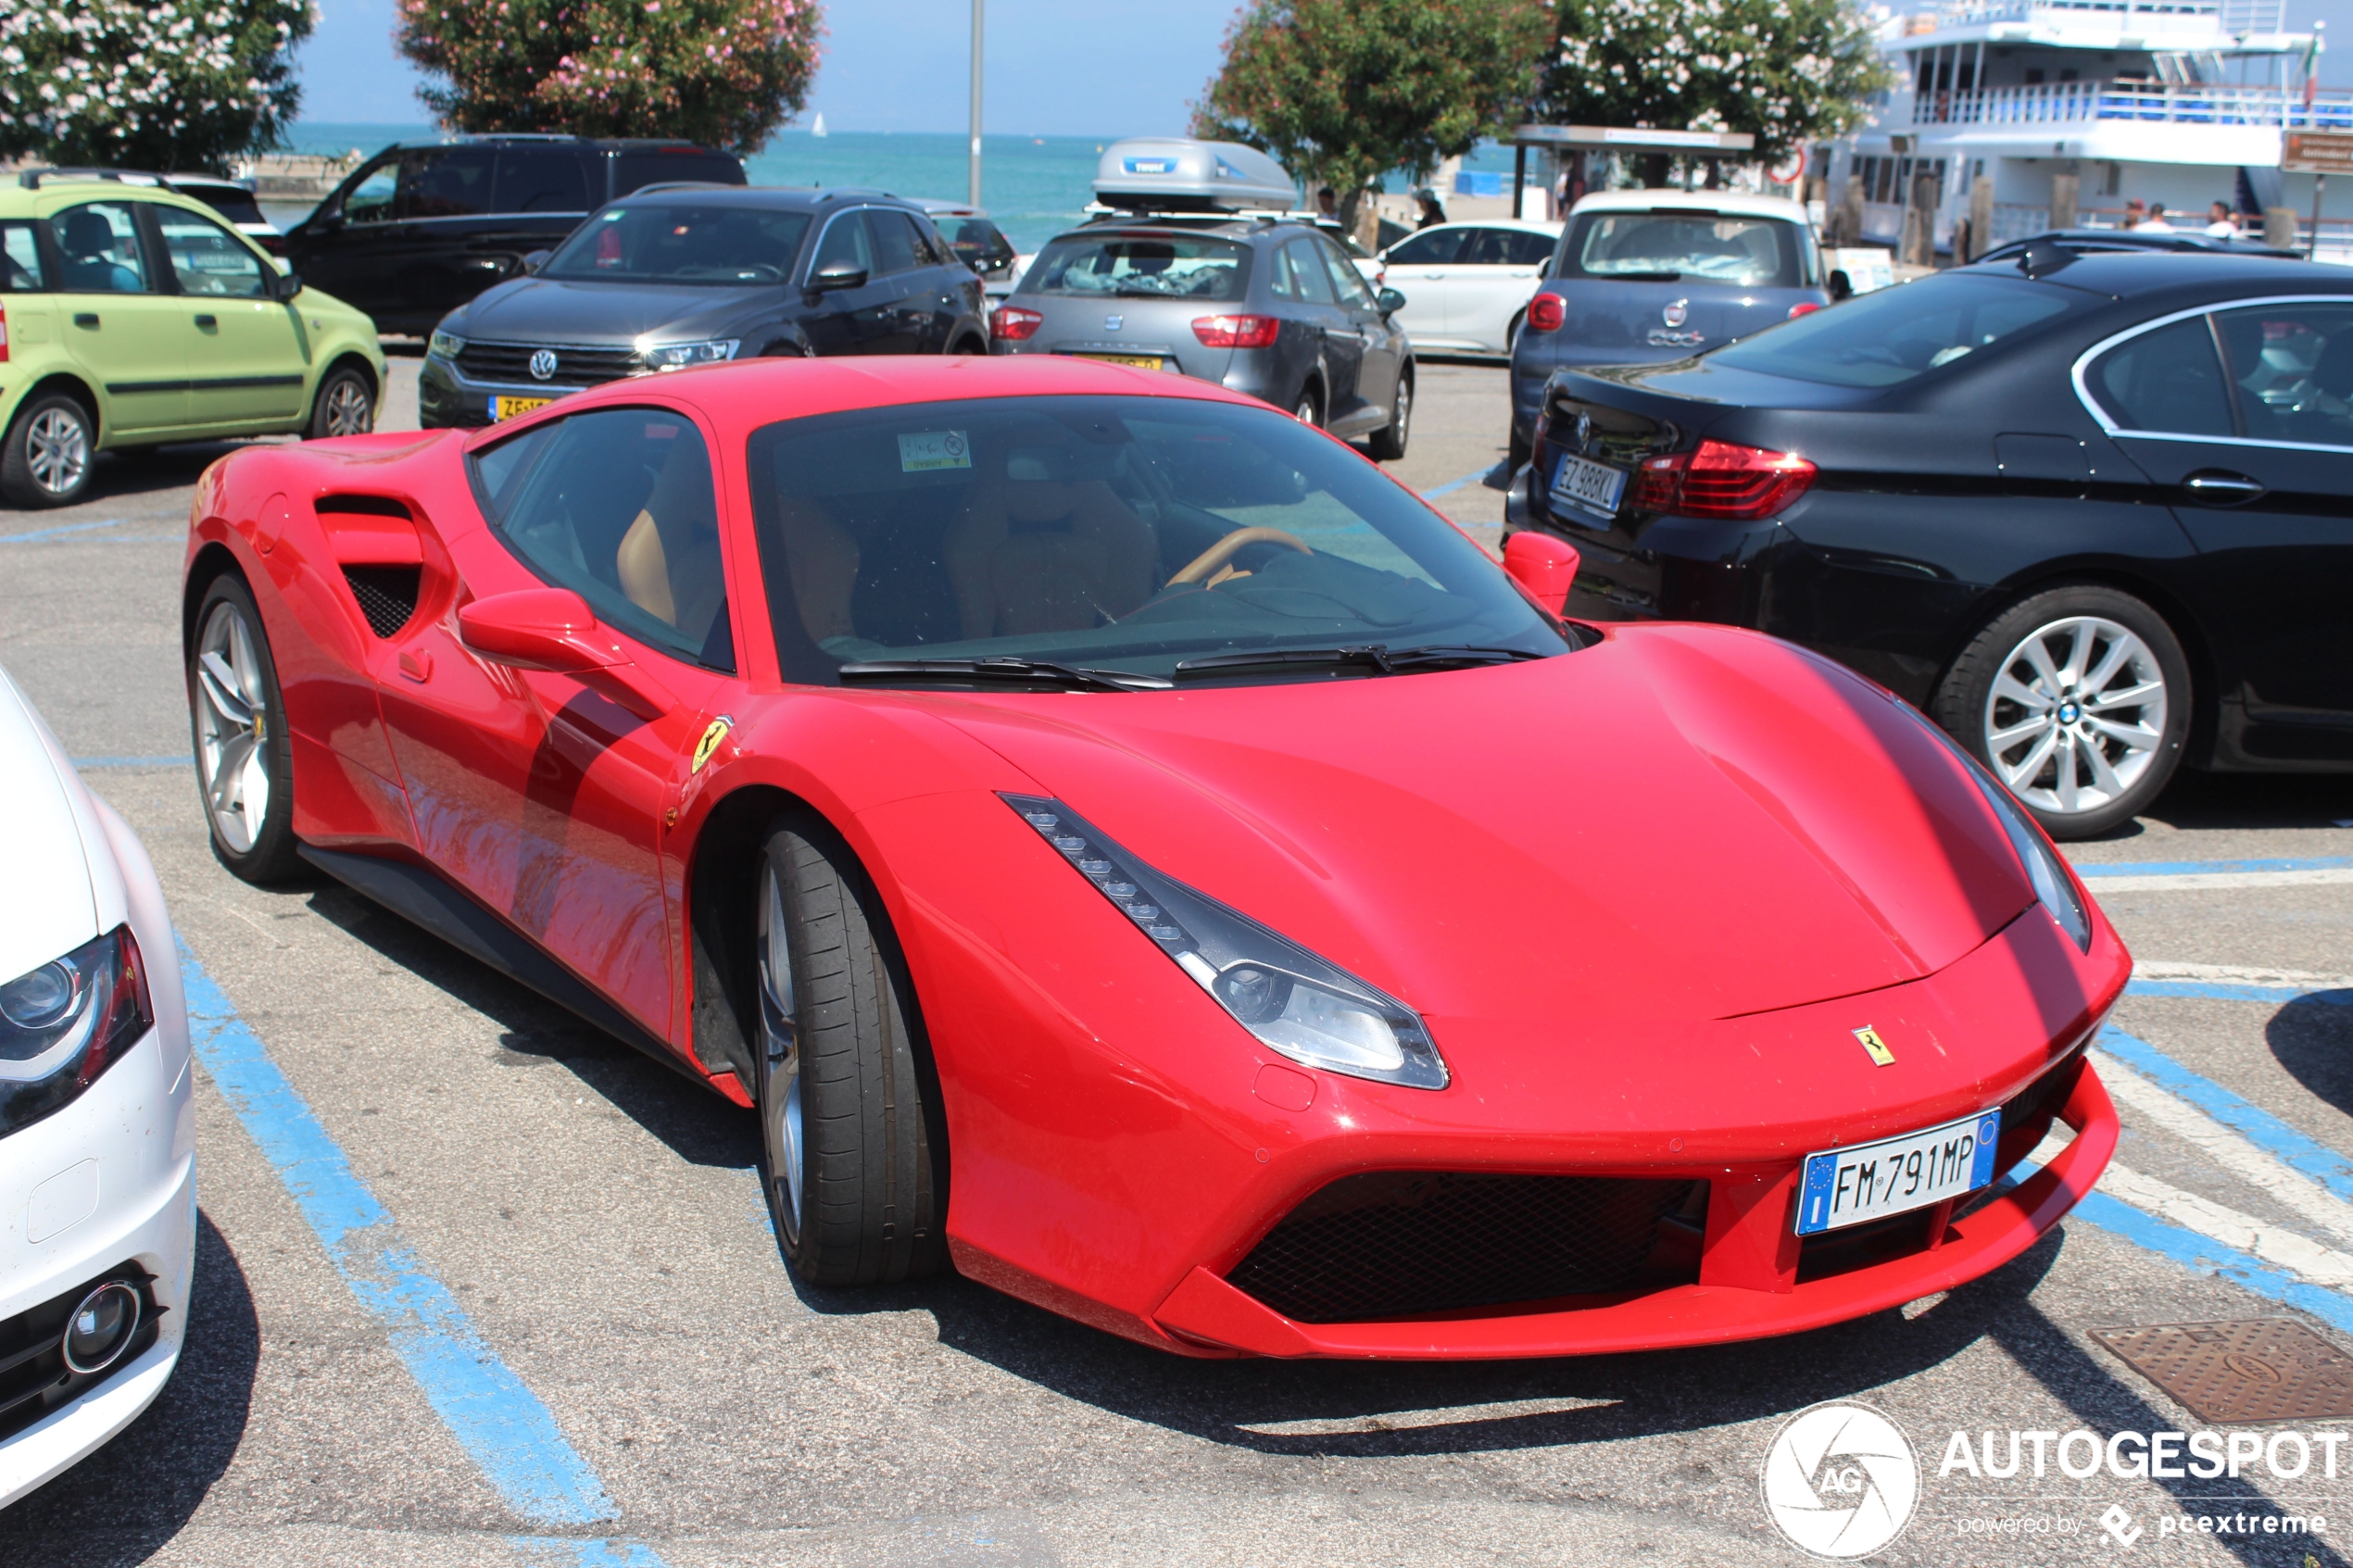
[746,395,1572,686]
[541,205,812,284]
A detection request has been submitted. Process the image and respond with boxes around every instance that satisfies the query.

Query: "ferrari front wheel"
[754,815,946,1286]
[189,575,301,882]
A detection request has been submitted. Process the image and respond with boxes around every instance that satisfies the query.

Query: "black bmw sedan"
[1505,248,2353,837]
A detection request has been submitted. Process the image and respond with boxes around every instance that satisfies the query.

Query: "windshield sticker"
[899,431,971,472]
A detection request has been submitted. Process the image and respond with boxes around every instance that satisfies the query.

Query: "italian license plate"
[1550,453,1626,520]
[1076,353,1167,371]
[492,395,552,421]
[1793,1110,2002,1236]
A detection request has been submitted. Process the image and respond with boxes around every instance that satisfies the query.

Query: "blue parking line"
[70,755,191,770]
[510,1537,671,1567]
[1418,466,1496,501]
[2127,979,2353,1006]
[0,518,124,544]
[2097,1025,2353,1203]
[180,944,618,1525]
[2009,1161,2353,1335]
[2074,855,2353,878]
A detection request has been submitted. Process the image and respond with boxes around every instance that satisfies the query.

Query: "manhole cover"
[2093,1319,2353,1425]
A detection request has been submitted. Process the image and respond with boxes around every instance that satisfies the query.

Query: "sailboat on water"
[812,112,828,139]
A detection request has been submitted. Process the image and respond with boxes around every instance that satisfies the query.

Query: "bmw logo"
[1574,412,1594,452]
[529,348,559,382]
[2058,701,2082,724]
[1662,298,1690,329]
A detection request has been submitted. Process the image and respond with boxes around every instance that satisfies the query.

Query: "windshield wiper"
[835,657,1171,693]
[1172,645,1547,680]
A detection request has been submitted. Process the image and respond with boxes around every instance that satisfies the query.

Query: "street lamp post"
[969,0,984,207]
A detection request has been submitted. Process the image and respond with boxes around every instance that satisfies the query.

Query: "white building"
[1834,0,2353,256]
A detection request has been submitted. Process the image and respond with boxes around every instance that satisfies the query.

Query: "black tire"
[1508,425,1531,474]
[306,362,375,440]
[1365,367,1413,461]
[754,814,946,1286]
[1293,383,1323,430]
[1504,310,1525,358]
[946,334,988,356]
[1,392,97,508]
[188,573,303,882]
[1932,583,2192,840]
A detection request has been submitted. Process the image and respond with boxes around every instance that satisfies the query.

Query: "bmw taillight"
[1527,293,1565,332]
[1192,314,1280,348]
[991,304,1044,342]
[1626,439,1817,520]
[1788,302,1821,320]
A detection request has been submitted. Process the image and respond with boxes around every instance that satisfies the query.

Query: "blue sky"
[299,0,2353,136]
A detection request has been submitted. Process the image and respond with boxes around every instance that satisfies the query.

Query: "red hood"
[928,623,2032,1027]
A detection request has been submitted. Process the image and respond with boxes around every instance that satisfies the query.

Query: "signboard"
[2284,132,2353,176]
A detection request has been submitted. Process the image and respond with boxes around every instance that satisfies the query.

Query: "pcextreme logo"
[1761,1400,1920,1560]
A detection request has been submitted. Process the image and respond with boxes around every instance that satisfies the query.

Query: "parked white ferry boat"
[1833,0,2353,257]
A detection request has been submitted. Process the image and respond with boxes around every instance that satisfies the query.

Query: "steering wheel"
[1168,526,1312,586]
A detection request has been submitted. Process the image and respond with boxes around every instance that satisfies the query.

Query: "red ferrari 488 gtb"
[181,357,2125,1359]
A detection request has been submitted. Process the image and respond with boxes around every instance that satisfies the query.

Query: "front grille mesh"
[455,341,641,387]
[342,566,422,638]
[1227,1171,1705,1323]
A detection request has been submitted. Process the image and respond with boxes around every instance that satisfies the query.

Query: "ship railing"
[1914,0,2281,30]
[1899,79,2353,126]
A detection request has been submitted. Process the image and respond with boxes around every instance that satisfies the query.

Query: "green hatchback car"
[0,172,386,508]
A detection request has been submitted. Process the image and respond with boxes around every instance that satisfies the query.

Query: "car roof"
[1056,214,1324,245]
[614,183,911,212]
[1403,219,1561,236]
[1950,249,2353,297]
[377,134,725,151]
[0,174,231,220]
[912,199,994,219]
[1568,189,1810,223]
[1980,228,2298,259]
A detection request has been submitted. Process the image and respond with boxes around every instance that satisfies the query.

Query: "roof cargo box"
[1092,137,1297,213]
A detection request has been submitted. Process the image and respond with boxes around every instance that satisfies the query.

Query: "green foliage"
[1543,0,1889,159]
[396,0,824,154]
[1192,0,1554,221]
[0,0,313,172]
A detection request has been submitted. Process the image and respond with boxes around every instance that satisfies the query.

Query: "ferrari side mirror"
[459,587,673,719]
[1503,531,1579,617]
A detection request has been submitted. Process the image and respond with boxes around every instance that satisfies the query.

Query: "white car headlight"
[1005,794,1449,1089]
[0,926,151,1138]
[427,329,466,360]
[1900,708,2093,950]
[641,339,739,371]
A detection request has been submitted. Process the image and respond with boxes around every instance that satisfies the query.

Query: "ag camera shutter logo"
[1761,1401,1919,1559]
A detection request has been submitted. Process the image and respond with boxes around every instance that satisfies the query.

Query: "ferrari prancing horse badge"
[691,716,734,773]
[1853,1025,1895,1067]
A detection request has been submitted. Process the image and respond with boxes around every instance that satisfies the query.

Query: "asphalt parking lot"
[4,354,2353,1567]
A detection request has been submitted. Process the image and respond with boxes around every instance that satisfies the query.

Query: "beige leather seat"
[616,435,726,641]
[941,451,1156,639]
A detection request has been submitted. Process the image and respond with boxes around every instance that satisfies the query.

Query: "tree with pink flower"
[397,0,822,152]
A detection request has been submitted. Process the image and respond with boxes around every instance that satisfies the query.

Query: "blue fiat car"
[1508,190,1831,466]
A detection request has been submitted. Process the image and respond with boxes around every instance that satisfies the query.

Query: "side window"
[1502,230,1555,267]
[471,408,735,671]
[1284,239,1336,306]
[1316,238,1376,307]
[155,207,268,298]
[1459,229,1511,266]
[2213,302,2353,447]
[493,149,592,214]
[342,157,399,225]
[0,220,50,291]
[810,209,875,278]
[869,210,925,276]
[2087,316,2234,439]
[48,203,148,294]
[398,147,497,220]
[1383,229,1464,267]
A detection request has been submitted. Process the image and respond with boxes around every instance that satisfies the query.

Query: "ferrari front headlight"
[1004,794,1449,1089]
[1899,708,2093,951]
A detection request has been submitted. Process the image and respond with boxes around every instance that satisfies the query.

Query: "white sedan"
[0,663,194,1509]
[1378,219,1560,357]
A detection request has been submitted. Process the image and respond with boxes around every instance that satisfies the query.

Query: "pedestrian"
[2141,202,2176,233]
[1315,186,1338,220]
[2206,199,2238,237]
[1415,188,1447,229]
[2122,197,2146,229]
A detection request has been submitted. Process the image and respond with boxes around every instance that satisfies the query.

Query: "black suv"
[284,135,746,335]
[418,186,989,429]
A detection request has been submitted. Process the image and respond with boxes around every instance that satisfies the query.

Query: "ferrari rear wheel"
[755,815,945,1286]
[189,575,302,882]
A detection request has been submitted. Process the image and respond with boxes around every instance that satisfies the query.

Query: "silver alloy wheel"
[1294,395,1316,425]
[25,407,89,497]
[1392,378,1412,444]
[321,377,373,436]
[756,860,806,1243]
[192,600,273,852]
[1982,613,2168,817]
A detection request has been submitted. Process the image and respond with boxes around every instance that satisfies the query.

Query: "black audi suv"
[418,186,989,429]
[1506,247,2353,837]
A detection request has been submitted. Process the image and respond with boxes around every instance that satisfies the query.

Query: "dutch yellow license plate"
[493,395,553,421]
[1076,353,1166,371]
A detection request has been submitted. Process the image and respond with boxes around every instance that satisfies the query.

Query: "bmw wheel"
[1,393,97,508]
[307,364,376,440]
[1935,584,2190,840]
[189,575,302,881]
[754,813,946,1286]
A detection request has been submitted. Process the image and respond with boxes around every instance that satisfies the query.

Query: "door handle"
[2183,470,2265,503]
[194,313,218,328]
[73,312,98,328]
